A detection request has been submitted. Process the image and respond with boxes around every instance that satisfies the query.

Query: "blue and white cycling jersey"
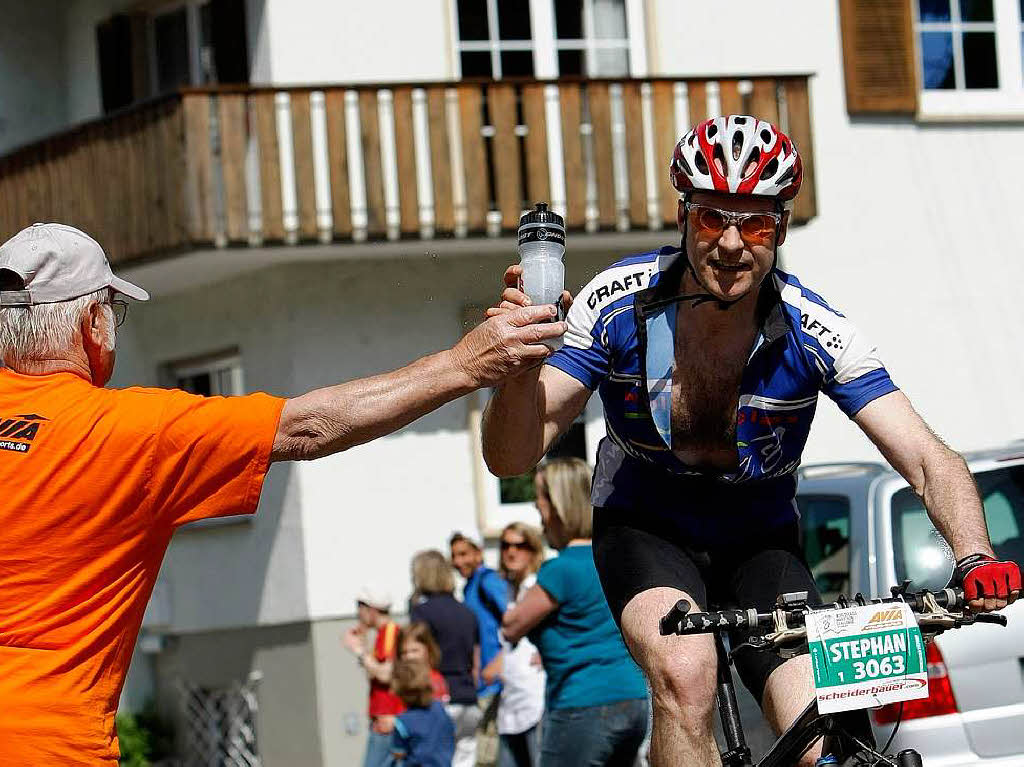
[546,246,898,530]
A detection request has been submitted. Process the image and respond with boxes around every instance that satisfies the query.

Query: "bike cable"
[877,701,904,760]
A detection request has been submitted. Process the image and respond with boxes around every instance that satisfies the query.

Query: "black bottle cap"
[518,202,565,231]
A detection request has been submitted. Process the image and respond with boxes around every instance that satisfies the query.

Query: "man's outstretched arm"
[271,304,564,462]
[854,390,1020,611]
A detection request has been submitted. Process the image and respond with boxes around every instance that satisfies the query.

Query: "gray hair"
[0,288,111,368]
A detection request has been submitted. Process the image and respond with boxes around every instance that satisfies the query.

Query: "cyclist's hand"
[951,553,1022,612]
[484,264,573,319]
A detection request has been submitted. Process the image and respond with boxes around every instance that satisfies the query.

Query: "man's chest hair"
[670,329,751,443]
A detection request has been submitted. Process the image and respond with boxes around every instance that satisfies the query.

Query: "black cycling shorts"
[592,505,821,706]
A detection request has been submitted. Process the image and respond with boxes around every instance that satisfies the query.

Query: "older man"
[0,222,564,765]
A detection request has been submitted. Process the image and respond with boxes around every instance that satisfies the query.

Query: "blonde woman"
[487,522,547,767]
[408,550,481,767]
[502,458,648,766]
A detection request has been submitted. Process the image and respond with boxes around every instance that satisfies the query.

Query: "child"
[389,660,455,767]
[398,622,450,704]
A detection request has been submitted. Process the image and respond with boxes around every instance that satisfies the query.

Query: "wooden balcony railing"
[0,76,816,265]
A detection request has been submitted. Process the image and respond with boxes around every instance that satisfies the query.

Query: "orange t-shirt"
[0,369,284,765]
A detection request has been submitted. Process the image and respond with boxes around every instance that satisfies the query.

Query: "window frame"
[451,0,644,80]
[553,0,631,78]
[914,0,1024,119]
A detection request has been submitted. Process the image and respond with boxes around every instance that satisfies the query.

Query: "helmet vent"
[707,123,719,139]
[776,165,796,186]
[731,131,744,161]
[693,150,710,175]
[676,155,693,176]
[734,116,747,125]
[712,142,726,175]
[744,147,761,176]
[760,128,772,144]
[759,157,779,180]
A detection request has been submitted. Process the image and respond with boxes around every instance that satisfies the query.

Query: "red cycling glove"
[951,554,1022,602]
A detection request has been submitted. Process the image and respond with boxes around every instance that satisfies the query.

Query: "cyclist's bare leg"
[620,587,721,767]
[761,655,822,767]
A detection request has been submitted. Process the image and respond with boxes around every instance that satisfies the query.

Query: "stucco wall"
[0,0,68,153]
[154,621,323,767]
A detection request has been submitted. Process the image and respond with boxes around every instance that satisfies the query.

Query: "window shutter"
[96,15,134,112]
[210,0,250,84]
[839,0,918,115]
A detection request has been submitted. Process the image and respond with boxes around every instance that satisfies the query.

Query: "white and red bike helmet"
[670,115,803,206]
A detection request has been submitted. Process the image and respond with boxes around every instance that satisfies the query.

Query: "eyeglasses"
[106,299,128,328]
[686,202,781,245]
[500,539,532,552]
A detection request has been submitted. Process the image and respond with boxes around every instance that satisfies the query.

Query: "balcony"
[0,76,816,265]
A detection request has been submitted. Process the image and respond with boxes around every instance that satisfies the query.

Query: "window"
[456,0,535,78]
[167,350,245,397]
[891,465,1024,590]
[554,0,630,77]
[152,3,214,94]
[498,418,588,503]
[97,0,248,113]
[796,494,852,602]
[454,0,633,78]
[917,0,998,89]
[912,0,1024,118]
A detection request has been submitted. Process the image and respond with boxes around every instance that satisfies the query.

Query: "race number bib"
[806,602,929,714]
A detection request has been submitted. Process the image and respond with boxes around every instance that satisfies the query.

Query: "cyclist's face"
[680,191,788,303]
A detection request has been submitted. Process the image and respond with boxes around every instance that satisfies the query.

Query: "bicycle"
[658,582,1008,767]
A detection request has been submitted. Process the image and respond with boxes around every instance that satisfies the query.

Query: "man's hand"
[484,264,573,319]
[951,553,1022,613]
[343,626,365,655]
[449,303,567,388]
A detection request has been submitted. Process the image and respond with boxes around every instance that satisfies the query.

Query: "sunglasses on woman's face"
[500,539,531,552]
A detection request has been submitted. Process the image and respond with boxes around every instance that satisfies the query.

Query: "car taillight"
[872,641,958,724]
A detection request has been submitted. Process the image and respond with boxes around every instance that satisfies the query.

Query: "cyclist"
[481,114,1021,767]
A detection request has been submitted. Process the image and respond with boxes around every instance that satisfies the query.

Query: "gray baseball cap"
[0,223,149,307]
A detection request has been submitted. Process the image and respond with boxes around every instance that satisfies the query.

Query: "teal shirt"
[528,544,647,710]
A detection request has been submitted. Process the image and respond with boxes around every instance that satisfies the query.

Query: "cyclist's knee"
[619,588,717,715]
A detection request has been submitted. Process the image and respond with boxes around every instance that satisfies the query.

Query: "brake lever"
[973,613,1008,627]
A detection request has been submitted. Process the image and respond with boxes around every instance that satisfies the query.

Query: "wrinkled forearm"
[273,350,477,462]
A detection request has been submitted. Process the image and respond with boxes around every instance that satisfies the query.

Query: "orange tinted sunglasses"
[686,203,780,245]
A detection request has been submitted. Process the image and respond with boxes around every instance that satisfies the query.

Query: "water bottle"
[517,202,565,350]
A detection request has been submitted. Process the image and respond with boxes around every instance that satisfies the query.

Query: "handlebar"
[659,586,1008,639]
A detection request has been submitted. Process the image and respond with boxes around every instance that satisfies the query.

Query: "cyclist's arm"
[502,584,558,643]
[853,391,994,561]
[482,365,591,477]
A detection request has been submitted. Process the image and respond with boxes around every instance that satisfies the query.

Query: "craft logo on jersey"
[586,271,649,309]
[0,413,48,454]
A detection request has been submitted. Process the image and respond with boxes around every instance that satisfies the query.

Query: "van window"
[891,465,1024,590]
[795,494,851,602]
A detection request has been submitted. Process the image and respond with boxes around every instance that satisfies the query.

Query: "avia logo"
[865,608,903,626]
[0,414,48,453]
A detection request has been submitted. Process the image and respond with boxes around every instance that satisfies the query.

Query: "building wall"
[258,0,454,84]
[0,0,68,153]
[154,621,323,766]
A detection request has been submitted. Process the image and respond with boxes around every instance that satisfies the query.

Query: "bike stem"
[715,631,754,767]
